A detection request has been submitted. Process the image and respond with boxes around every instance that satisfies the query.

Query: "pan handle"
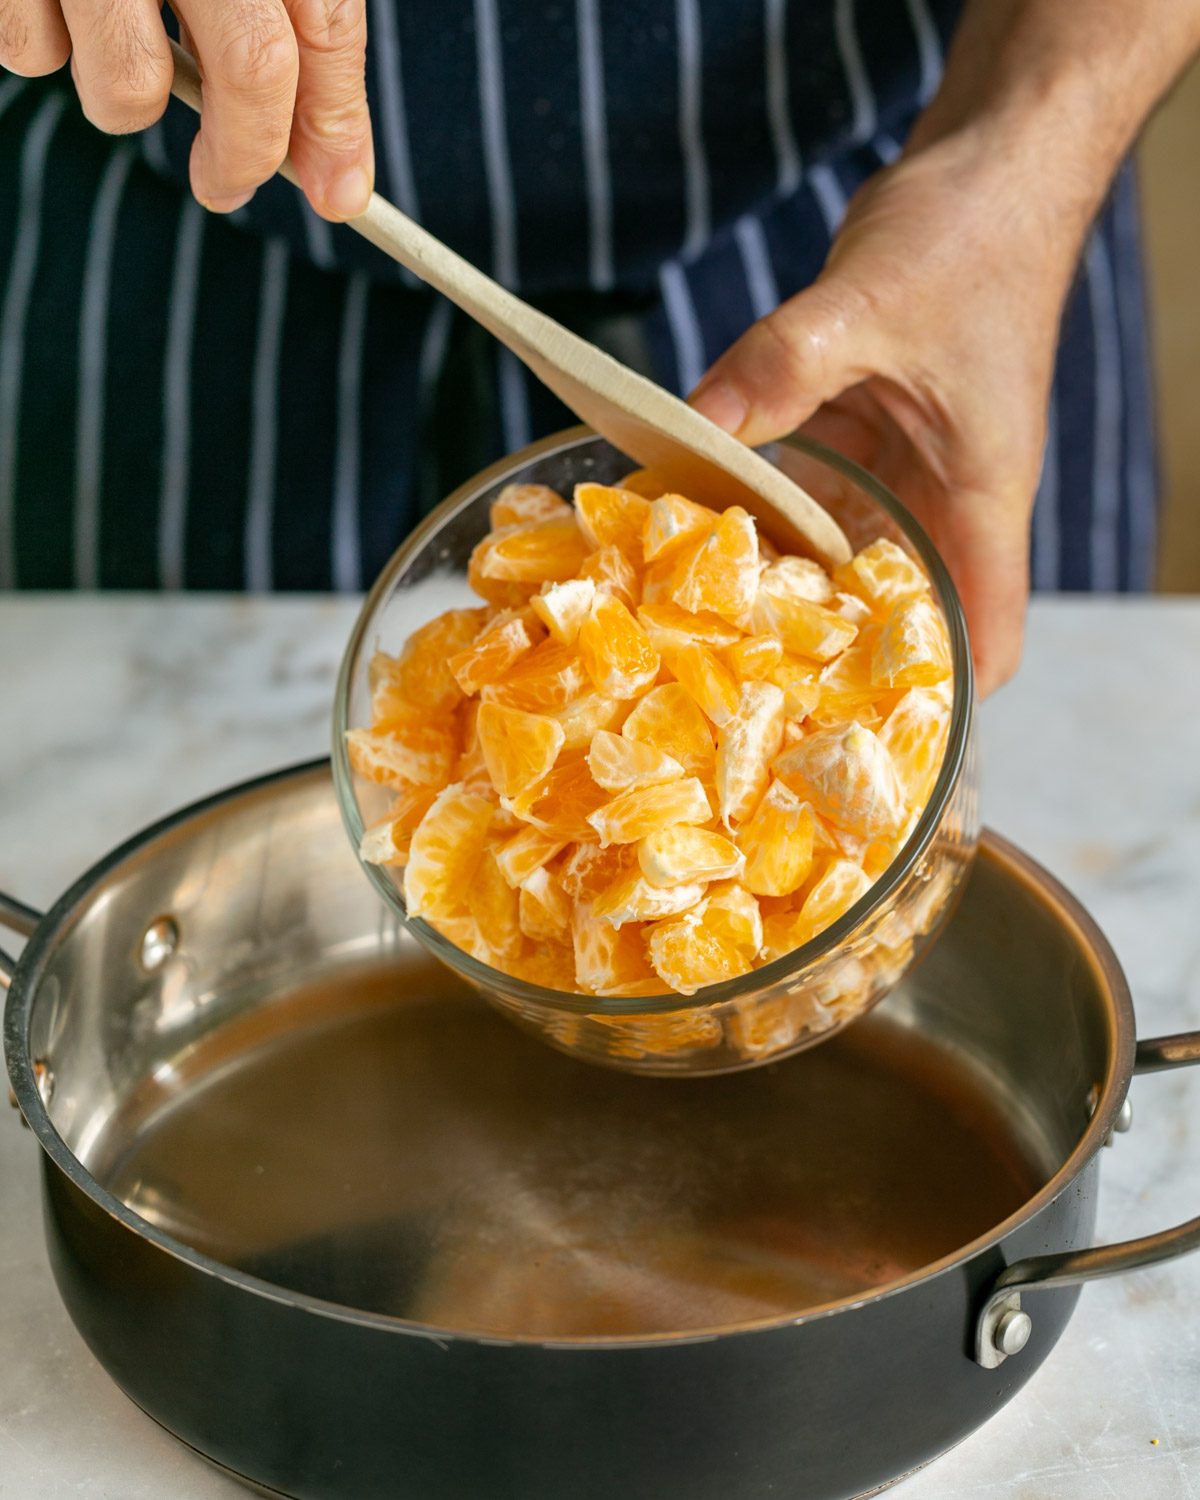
[975,1031,1200,1368]
[0,891,44,991]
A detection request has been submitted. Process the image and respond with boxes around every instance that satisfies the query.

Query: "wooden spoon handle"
[167,40,852,567]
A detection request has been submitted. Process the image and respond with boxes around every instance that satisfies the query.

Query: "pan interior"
[92,954,1042,1339]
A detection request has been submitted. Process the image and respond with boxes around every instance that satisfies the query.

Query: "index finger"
[176,0,298,211]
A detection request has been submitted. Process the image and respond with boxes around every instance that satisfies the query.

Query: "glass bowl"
[333,427,979,1075]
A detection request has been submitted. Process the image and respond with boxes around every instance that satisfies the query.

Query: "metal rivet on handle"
[1113,1098,1134,1134]
[139,916,179,972]
[993,1308,1032,1358]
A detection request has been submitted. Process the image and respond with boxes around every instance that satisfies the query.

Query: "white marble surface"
[1,594,1199,1500]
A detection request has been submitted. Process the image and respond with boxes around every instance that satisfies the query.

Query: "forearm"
[908,0,1200,271]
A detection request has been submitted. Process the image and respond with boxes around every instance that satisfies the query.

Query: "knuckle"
[0,4,65,74]
[79,10,171,130]
[289,0,365,53]
[214,8,297,94]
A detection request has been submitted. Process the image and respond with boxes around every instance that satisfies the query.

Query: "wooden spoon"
[168,40,851,568]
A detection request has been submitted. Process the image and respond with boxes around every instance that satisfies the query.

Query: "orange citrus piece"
[574,482,651,560]
[572,911,658,994]
[660,642,740,727]
[616,467,669,499]
[577,544,640,610]
[345,715,459,790]
[646,915,751,995]
[481,638,589,712]
[637,826,744,887]
[511,941,577,991]
[577,594,660,698]
[587,729,684,793]
[448,608,544,695]
[529,577,596,645]
[357,784,440,868]
[809,632,887,727]
[472,516,590,584]
[369,608,486,718]
[476,702,565,799]
[507,756,609,840]
[558,840,637,904]
[404,784,496,923]
[798,858,873,941]
[871,596,952,688]
[637,601,742,654]
[736,781,815,897]
[669,506,759,622]
[753,556,834,611]
[639,554,674,605]
[467,848,523,957]
[766,656,822,719]
[834,538,928,611]
[749,590,857,663]
[701,881,763,956]
[518,866,573,942]
[587,776,712,847]
[621,683,716,781]
[878,685,951,808]
[494,825,567,888]
[715,681,786,826]
[642,492,718,563]
[591,869,708,927]
[722,634,783,680]
[489,482,570,530]
[549,691,628,751]
[774,722,905,839]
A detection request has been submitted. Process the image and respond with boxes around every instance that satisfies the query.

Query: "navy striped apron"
[0,0,1157,592]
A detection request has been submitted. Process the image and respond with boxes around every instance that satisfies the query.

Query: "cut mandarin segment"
[481,638,589,712]
[476,702,565,800]
[558,840,636,904]
[549,691,627,750]
[834,538,928,611]
[736,781,816,897]
[669,506,759,622]
[774,722,906,839]
[472,516,590,584]
[871,595,952,688]
[622,683,717,781]
[702,881,763,957]
[661,642,741,727]
[647,914,752,995]
[448,609,544,695]
[587,729,684,793]
[587,776,712,847]
[767,656,822,719]
[404,784,496,923]
[495,825,566,888]
[715,681,786,826]
[573,911,658,994]
[722,634,783,680]
[530,577,596,645]
[577,595,660,698]
[369,608,486,718]
[345,715,459,790]
[616,467,669,499]
[489,482,571,529]
[574,482,651,560]
[506,756,609,840]
[577,544,640,610]
[357,784,440,868]
[591,869,708,927]
[518,867,573,942]
[637,602,742,653]
[799,858,874,940]
[755,556,835,609]
[467,849,523,957]
[750,590,857,663]
[642,492,718,563]
[638,826,744,887]
[879,685,952,808]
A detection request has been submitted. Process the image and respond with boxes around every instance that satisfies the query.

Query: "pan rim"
[4,759,1134,1350]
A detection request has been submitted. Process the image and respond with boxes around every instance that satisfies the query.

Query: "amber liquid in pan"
[100,962,1041,1338]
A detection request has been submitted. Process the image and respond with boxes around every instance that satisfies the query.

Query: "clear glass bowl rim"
[332,424,975,1016]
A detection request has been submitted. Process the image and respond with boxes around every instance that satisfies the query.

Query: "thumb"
[688,282,872,447]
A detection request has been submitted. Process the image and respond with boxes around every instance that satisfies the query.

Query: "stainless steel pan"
[4,760,1199,1499]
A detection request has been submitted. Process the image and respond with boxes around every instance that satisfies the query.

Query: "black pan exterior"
[41,1149,1096,1500]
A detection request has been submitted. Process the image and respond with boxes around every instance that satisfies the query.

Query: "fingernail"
[200,190,254,215]
[324,165,373,221]
[689,379,747,435]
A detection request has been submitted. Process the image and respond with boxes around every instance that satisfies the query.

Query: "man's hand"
[0,0,373,220]
[693,0,1200,697]
[691,132,1069,697]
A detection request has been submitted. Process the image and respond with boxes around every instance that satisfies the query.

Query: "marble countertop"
[2,595,1199,1500]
